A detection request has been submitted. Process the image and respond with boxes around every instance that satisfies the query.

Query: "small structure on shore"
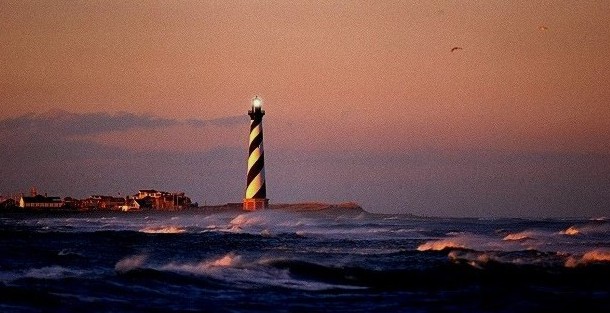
[19,194,63,209]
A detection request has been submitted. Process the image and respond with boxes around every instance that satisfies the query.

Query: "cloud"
[186,115,245,128]
[0,109,175,137]
[0,110,242,142]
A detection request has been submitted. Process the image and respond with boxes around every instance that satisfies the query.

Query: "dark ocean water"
[1,209,609,312]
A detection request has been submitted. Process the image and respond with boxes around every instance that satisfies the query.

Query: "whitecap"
[115,255,148,273]
[162,253,242,274]
[417,239,466,251]
[560,226,580,236]
[160,253,363,291]
[565,249,610,268]
[417,232,543,252]
[24,266,84,279]
[139,225,186,234]
[58,249,82,257]
[503,231,535,241]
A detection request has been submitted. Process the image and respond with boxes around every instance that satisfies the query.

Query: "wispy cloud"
[186,115,245,128]
[0,110,242,139]
[0,110,174,136]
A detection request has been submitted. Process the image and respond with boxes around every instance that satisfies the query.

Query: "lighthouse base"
[243,198,269,211]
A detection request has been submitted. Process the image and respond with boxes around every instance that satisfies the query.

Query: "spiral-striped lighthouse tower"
[243,96,269,211]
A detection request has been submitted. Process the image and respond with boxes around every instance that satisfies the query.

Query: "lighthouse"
[243,96,269,211]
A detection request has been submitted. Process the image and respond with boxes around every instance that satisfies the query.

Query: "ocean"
[1,208,609,312]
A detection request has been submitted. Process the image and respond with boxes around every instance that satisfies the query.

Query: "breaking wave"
[502,231,534,241]
[162,253,243,273]
[131,253,363,291]
[115,255,148,273]
[560,221,610,236]
[565,249,610,268]
[139,226,186,234]
[24,266,84,280]
[560,226,580,236]
[417,239,466,251]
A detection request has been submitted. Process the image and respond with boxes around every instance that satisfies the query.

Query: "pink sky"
[1,1,609,216]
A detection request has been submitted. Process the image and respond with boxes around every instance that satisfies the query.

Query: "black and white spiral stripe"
[246,116,266,199]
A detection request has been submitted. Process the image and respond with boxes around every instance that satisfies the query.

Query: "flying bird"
[450,47,463,52]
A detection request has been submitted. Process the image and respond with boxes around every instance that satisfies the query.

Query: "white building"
[19,195,63,209]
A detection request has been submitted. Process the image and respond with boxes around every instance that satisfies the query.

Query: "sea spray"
[161,253,243,275]
[565,249,610,267]
[139,225,186,234]
[115,255,148,273]
[24,266,84,279]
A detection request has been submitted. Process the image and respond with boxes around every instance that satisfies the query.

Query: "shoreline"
[0,202,368,216]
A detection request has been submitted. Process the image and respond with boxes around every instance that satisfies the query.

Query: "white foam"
[503,231,535,241]
[565,249,610,268]
[159,253,363,291]
[417,239,466,251]
[447,249,558,267]
[24,266,84,279]
[417,232,543,252]
[229,211,314,229]
[582,249,610,262]
[50,292,130,304]
[161,253,243,276]
[560,222,610,236]
[560,226,580,236]
[58,249,82,257]
[210,253,242,267]
[302,247,405,255]
[139,225,186,234]
[115,255,148,273]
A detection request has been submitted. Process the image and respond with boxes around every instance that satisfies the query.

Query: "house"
[82,195,126,210]
[136,190,162,199]
[19,195,63,209]
[134,189,192,210]
[62,197,82,211]
[121,197,152,211]
[0,197,17,209]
